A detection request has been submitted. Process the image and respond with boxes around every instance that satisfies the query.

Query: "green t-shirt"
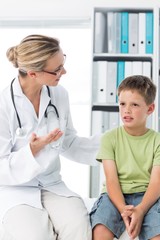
[97,126,160,194]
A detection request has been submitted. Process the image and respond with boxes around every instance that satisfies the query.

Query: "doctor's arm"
[0,99,63,185]
[60,110,101,166]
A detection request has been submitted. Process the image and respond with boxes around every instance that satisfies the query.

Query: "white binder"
[94,12,106,53]
[106,62,117,103]
[107,12,114,53]
[142,61,151,78]
[91,111,103,134]
[125,61,132,78]
[103,111,110,131]
[129,13,138,54]
[138,13,146,54]
[94,61,108,103]
[109,112,119,130]
[113,12,121,53]
[132,61,143,75]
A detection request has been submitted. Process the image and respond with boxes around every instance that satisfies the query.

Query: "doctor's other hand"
[30,128,63,156]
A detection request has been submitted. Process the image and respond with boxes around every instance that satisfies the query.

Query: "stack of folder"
[94,11,153,54]
[93,60,152,104]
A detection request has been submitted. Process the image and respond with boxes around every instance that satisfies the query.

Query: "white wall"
[0,0,159,20]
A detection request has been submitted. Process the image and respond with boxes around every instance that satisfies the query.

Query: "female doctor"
[0,34,99,240]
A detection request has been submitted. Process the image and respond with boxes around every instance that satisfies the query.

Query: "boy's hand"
[121,205,134,233]
[121,205,144,239]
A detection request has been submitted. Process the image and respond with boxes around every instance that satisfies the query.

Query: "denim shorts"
[90,192,160,240]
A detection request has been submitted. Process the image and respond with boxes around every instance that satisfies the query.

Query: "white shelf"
[90,4,160,198]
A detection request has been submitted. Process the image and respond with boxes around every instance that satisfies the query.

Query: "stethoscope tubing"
[10,78,59,136]
[10,78,22,129]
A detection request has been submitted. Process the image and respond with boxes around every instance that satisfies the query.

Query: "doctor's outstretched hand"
[30,128,63,156]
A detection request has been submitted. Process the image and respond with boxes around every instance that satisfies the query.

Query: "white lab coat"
[0,77,100,223]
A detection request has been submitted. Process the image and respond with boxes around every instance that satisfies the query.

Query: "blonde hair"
[6,34,60,74]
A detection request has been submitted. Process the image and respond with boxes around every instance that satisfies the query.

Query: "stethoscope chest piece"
[16,127,25,137]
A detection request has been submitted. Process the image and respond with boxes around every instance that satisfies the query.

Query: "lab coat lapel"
[38,86,50,123]
[13,78,49,121]
[12,78,34,117]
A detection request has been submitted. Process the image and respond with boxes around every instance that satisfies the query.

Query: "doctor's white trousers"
[1,190,91,240]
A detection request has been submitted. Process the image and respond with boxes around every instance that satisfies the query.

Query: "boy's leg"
[93,224,114,240]
[150,235,160,240]
[42,190,91,240]
[138,197,160,240]
[1,205,55,240]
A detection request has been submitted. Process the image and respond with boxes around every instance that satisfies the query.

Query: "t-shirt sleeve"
[96,130,116,162]
[153,143,160,166]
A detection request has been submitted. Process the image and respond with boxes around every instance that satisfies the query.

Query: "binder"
[142,61,151,78]
[103,112,110,131]
[94,12,106,53]
[138,13,146,54]
[132,61,143,75]
[129,13,138,54]
[91,111,104,134]
[121,12,129,53]
[94,61,108,103]
[109,112,119,130]
[106,61,117,103]
[117,61,125,87]
[124,61,132,78]
[113,12,121,53]
[146,115,152,129]
[107,12,114,53]
[146,12,153,54]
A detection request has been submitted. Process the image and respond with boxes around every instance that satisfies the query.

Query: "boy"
[90,75,160,240]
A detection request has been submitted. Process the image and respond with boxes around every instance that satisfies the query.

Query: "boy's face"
[118,89,154,134]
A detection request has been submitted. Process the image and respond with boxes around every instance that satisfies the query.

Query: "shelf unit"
[90,5,160,197]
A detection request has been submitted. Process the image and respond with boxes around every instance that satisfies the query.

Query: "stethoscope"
[10,78,59,137]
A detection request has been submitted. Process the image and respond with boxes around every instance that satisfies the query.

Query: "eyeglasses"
[19,54,66,76]
[42,54,66,76]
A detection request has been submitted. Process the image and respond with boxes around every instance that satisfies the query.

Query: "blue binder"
[121,12,129,53]
[146,12,153,54]
[116,61,125,102]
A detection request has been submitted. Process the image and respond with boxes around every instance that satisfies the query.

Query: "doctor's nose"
[61,67,67,75]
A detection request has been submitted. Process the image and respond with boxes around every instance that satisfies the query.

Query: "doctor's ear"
[27,70,37,78]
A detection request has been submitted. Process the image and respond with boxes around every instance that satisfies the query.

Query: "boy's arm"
[137,165,160,213]
[125,165,160,239]
[102,159,126,213]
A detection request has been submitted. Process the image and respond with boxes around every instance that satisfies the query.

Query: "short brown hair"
[118,75,156,105]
